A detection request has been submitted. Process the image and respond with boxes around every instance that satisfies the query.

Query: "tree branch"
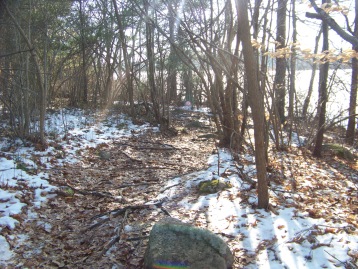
[0,49,34,58]
[307,0,358,47]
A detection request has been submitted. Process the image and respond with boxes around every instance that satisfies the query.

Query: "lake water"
[294,69,351,124]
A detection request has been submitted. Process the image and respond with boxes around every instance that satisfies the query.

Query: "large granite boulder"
[143,217,234,269]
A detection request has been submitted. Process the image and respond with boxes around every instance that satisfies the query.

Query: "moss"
[198,179,232,194]
[116,122,128,130]
[155,223,230,255]
[16,162,29,172]
[322,144,355,161]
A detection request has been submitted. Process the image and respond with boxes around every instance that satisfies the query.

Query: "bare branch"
[307,0,358,46]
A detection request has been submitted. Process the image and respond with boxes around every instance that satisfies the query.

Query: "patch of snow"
[0,108,156,262]
[0,235,13,264]
[155,148,358,269]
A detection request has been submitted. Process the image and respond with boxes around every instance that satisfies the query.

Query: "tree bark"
[313,0,329,158]
[79,0,88,104]
[346,56,358,144]
[345,0,358,145]
[288,0,297,144]
[273,0,287,124]
[4,2,46,144]
[144,0,162,127]
[237,0,269,209]
[167,2,178,104]
[112,0,135,116]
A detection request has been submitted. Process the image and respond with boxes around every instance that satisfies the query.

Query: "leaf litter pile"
[0,108,357,269]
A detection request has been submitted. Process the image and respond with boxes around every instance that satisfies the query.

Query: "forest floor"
[0,107,357,269]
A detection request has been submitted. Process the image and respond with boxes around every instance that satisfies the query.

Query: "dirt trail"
[4,110,358,268]
[5,111,216,268]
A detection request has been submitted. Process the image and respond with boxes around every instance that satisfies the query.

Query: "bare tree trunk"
[4,2,46,145]
[346,56,358,144]
[79,0,88,104]
[144,0,162,127]
[167,2,178,104]
[288,0,297,144]
[345,0,358,145]
[237,0,269,209]
[313,0,329,157]
[273,0,287,124]
[112,0,135,116]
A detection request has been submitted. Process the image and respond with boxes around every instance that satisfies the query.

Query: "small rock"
[99,150,111,160]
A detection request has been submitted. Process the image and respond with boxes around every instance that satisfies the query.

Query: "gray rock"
[99,150,111,160]
[144,217,234,269]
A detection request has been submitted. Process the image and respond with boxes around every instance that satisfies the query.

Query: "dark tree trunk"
[79,0,88,104]
[313,0,329,157]
[273,0,287,124]
[4,2,46,145]
[167,2,177,104]
[112,0,135,116]
[288,0,297,144]
[345,0,358,145]
[144,0,162,127]
[237,0,269,209]
[346,56,358,144]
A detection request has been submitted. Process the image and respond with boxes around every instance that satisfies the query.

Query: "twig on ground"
[115,141,177,151]
[233,163,256,186]
[54,182,117,200]
[86,200,169,232]
[160,183,181,193]
[100,209,130,256]
[324,250,358,269]
[116,182,159,189]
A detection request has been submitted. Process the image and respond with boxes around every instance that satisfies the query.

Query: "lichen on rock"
[143,217,234,269]
[198,179,232,194]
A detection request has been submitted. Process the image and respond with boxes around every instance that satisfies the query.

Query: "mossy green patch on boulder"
[322,144,355,161]
[198,179,232,194]
[144,217,234,269]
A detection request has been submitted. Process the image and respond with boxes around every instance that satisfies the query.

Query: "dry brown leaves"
[269,147,358,228]
[5,112,216,269]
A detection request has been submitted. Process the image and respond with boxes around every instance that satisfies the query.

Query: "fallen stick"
[86,200,170,232]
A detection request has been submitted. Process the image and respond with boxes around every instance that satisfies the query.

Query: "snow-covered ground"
[0,108,357,268]
[157,149,357,268]
[0,109,157,265]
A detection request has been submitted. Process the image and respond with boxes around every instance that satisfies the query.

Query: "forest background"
[0,0,358,268]
[1,0,358,207]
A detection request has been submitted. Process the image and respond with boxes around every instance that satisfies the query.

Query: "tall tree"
[144,0,162,126]
[273,0,287,124]
[78,0,88,104]
[346,0,358,145]
[167,1,178,104]
[306,1,358,145]
[237,0,269,209]
[287,0,297,144]
[312,0,330,157]
[3,2,47,145]
[112,0,135,116]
